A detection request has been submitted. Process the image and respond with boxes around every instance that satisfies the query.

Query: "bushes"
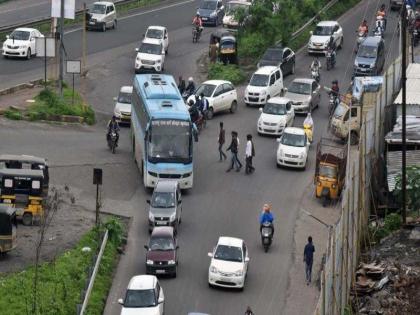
[4,109,22,120]
[208,62,246,85]
[371,213,402,243]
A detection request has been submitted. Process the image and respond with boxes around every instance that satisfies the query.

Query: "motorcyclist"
[188,99,200,124]
[310,58,321,81]
[185,77,196,97]
[329,80,340,112]
[244,306,255,315]
[198,93,209,118]
[259,204,274,234]
[377,4,386,18]
[358,20,369,36]
[107,116,120,146]
[326,36,336,65]
[192,13,203,36]
[303,112,314,143]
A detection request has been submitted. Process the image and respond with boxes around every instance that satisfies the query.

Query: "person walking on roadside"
[218,122,227,161]
[303,236,315,285]
[244,306,255,315]
[245,134,255,174]
[226,131,242,172]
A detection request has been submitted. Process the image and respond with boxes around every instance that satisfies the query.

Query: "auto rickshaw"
[0,168,45,225]
[218,34,237,64]
[0,205,17,254]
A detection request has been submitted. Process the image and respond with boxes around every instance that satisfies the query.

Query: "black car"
[257,46,296,76]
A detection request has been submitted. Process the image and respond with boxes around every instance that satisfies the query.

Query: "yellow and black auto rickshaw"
[218,34,237,64]
[0,168,45,225]
[0,205,17,254]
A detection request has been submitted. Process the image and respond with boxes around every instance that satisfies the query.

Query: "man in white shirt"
[245,134,255,174]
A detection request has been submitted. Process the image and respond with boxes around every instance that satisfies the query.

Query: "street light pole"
[59,0,65,97]
[401,5,407,224]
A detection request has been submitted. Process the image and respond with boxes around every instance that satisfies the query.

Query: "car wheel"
[3,55,8,59]
[26,48,31,60]
[276,163,281,168]
[102,23,106,32]
[291,62,295,74]
[206,107,214,119]
[22,212,33,226]
[230,100,238,114]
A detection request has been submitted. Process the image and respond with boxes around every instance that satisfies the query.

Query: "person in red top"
[358,19,368,35]
[192,13,203,38]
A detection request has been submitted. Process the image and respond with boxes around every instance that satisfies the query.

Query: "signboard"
[35,37,56,57]
[66,60,81,74]
[51,0,75,19]
[151,120,190,127]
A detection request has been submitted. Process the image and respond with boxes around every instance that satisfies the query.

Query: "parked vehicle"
[208,236,249,290]
[134,38,165,73]
[144,26,169,54]
[147,181,182,233]
[257,46,295,76]
[308,21,343,54]
[260,222,274,252]
[284,78,321,114]
[276,127,310,169]
[197,0,225,26]
[0,205,17,254]
[223,0,251,29]
[2,28,43,59]
[244,66,284,106]
[257,97,294,136]
[218,34,237,64]
[86,1,117,32]
[113,86,133,125]
[145,227,179,277]
[187,80,238,119]
[314,138,347,207]
[353,36,385,77]
[118,275,165,315]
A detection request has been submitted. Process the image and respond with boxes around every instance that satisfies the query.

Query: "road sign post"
[36,37,56,89]
[66,60,81,105]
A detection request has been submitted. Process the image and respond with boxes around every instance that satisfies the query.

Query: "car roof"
[202,80,232,86]
[151,226,175,237]
[147,25,166,31]
[217,236,243,247]
[254,66,279,75]
[94,1,114,5]
[227,0,251,5]
[284,127,305,135]
[267,96,291,104]
[291,78,314,85]
[127,275,157,290]
[155,180,178,192]
[361,36,383,46]
[141,38,162,45]
[14,27,38,33]
[119,86,133,93]
[317,21,338,27]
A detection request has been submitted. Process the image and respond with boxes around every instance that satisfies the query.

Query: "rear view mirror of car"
[135,47,139,52]
[118,298,124,305]
[6,35,9,39]
[309,31,313,35]
[146,199,150,204]
[144,245,149,250]
[259,108,263,112]
[208,252,213,257]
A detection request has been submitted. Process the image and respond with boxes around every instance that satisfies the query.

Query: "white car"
[276,127,310,169]
[257,97,294,136]
[208,236,249,290]
[308,21,343,54]
[186,80,238,119]
[144,26,169,54]
[223,1,251,29]
[135,38,165,73]
[113,86,133,124]
[118,275,165,315]
[2,28,43,59]
[244,66,284,106]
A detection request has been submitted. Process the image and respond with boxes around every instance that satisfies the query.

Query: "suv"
[308,21,343,54]
[118,275,165,315]
[244,66,284,106]
[86,2,117,32]
[198,0,225,26]
[113,86,133,125]
[147,181,182,233]
[284,78,321,114]
[145,227,179,277]
[257,97,295,136]
[257,46,295,76]
[144,26,169,54]
[353,36,385,77]
[135,38,165,73]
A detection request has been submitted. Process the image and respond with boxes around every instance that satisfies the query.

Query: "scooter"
[355,31,367,53]
[192,27,201,43]
[328,94,339,117]
[325,50,335,71]
[193,112,206,133]
[108,131,118,154]
[311,66,320,83]
[261,222,274,253]
[373,26,384,39]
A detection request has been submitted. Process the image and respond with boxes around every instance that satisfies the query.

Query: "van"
[244,66,284,106]
[353,36,385,77]
[86,1,117,32]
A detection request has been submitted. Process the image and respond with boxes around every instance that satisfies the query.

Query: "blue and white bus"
[131,74,197,189]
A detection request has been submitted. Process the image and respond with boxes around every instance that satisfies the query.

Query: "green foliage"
[4,109,22,120]
[394,165,420,211]
[208,62,246,85]
[0,218,124,315]
[371,213,402,243]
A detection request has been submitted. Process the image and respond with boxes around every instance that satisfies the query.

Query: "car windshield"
[263,102,287,115]
[313,25,334,36]
[91,4,106,14]
[214,244,243,262]
[9,30,30,41]
[195,84,216,97]
[249,74,268,87]
[201,0,217,10]
[139,43,162,55]
[149,236,175,251]
[118,92,132,104]
[226,2,248,13]
[288,82,311,95]
[281,132,306,147]
[357,45,377,58]
[151,192,175,208]
[319,165,337,178]
[262,49,282,61]
[333,103,347,118]
[146,29,163,39]
[124,289,157,308]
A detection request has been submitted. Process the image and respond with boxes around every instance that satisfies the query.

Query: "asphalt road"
[0,0,401,314]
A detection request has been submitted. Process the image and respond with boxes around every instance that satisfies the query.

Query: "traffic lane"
[0,0,199,75]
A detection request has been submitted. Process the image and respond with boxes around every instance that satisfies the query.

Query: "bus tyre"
[22,213,33,226]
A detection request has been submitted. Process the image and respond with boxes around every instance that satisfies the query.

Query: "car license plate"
[89,21,95,25]
[156,221,166,225]
[155,269,166,274]
[202,17,208,20]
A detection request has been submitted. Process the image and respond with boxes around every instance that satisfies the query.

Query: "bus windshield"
[148,120,191,163]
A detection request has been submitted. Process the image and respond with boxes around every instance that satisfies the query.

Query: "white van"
[86,2,117,32]
[244,66,284,106]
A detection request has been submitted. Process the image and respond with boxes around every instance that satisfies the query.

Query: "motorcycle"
[192,27,201,43]
[328,94,339,117]
[108,131,118,154]
[325,50,335,71]
[182,90,193,102]
[261,222,274,253]
[311,67,320,83]
[193,112,206,132]
[355,31,367,53]
[373,26,384,39]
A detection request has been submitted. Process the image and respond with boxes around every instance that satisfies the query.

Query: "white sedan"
[2,27,43,59]
[257,97,294,136]
[187,80,238,119]
[208,236,249,290]
[307,21,343,54]
[276,127,310,169]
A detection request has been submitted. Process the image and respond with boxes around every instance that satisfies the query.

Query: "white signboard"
[51,0,75,19]
[35,37,56,57]
[66,60,81,74]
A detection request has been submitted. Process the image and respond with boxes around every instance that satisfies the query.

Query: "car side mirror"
[220,5,224,10]
[6,35,9,39]
[176,245,180,249]
[135,47,139,52]
[144,245,149,250]
[31,37,35,41]
[313,91,317,94]
[162,50,165,55]
[158,296,164,304]
[259,107,263,112]
[245,257,250,262]
[177,199,182,205]
[208,252,213,257]
[146,199,150,204]
[113,97,117,101]
[309,31,313,35]
[276,138,281,143]
[284,88,288,92]
[118,298,124,305]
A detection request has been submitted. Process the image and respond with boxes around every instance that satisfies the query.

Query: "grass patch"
[208,62,246,85]
[370,213,402,243]
[0,218,124,315]
[4,109,22,120]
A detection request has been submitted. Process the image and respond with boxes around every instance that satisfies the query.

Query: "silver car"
[147,181,182,233]
[86,1,117,32]
[284,78,321,114]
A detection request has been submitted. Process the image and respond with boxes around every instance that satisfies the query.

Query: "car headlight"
[258,118,262,125]
[20,45,27,49]
[156,59,161,64]
[210,12,217,17]
[210,266,218,273]
[300,152,305,159]
[169,213,176,221]
[308,40,312,45]
[168,260,176,265]
[146,259,154,265]
[235,270,243,277]
[136,57,141,62]
[279,149,284,156]
[370,63,375,68]
[149,212,154,221]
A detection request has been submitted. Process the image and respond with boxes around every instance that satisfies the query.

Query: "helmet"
[377,15,383,20]
[188,99,194,106]
[263,204,271,212]
[112,115,116,120]
[188,77,193,82]
[196,13,200,17]
[332,79,338,84]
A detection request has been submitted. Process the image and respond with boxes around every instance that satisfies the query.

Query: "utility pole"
[59,0,65,96]
[401,5,407,224]
[82,2,87,75]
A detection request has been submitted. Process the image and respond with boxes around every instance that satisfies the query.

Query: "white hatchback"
[187,80,238,119]
[308,21,343,54]
[118,275,165,315]
[257,97,294,136]
[144,26,169,54]
[113,85,133,124]
[244,66,284,106]
[2,28,43,59]
[276,127,310,169]
[208,236,249,290]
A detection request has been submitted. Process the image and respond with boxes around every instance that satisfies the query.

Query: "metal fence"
[314,56,403,315]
